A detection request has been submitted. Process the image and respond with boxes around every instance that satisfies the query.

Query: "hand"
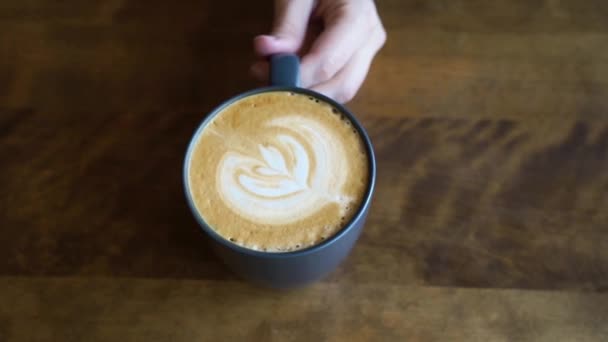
[251,0,386,103]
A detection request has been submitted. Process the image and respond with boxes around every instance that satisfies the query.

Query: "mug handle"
[270,54,300,87]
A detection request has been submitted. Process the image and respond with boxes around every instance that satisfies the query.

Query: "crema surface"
[188,92,369,252]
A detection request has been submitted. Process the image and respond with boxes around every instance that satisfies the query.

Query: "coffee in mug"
[187,91,369,252]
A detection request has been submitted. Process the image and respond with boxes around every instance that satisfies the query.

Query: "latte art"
[188,92,369,252]
[217,116,349,225]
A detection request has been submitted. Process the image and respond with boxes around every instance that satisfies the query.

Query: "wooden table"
[1,1,607,340]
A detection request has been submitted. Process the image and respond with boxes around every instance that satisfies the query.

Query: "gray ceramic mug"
[183,54,376,288]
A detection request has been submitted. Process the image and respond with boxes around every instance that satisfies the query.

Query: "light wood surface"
[1,0,607,341]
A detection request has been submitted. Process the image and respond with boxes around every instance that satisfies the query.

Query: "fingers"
[251,0,386,103]
[300,3,374,87]
[251,0,315,82]
[253,0,316,56]
[311,25,386,103]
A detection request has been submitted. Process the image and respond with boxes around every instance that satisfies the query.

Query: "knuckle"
[275,21,299,38]
[377,26,387,46]
[337,86,356,103]
[317,56,340,81]
[369,23,387,51]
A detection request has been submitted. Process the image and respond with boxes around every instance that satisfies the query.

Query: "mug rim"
[183,86,376,259]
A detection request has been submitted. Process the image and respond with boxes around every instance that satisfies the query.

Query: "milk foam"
[217,116,349,225]
[188,92,369,252]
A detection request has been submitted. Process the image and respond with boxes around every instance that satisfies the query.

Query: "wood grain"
[1,276,607,342]
[1,0,608,340]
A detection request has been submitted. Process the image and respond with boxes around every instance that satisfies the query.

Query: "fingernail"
[258,34,277,41]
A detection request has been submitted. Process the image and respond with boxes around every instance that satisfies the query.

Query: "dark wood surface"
[1,0,608,340]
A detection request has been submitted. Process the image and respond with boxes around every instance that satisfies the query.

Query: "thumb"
[254,0,315,56]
